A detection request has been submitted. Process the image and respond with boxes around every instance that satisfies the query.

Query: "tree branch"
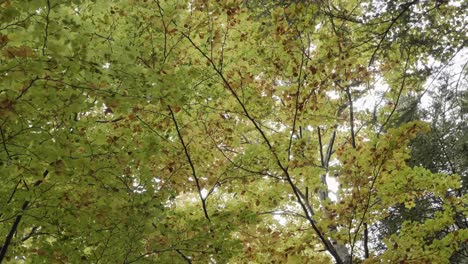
[378,52,411,135]
[175,249,192,264]
[42,0,51,56]
[182,32,344,264]
[155,0,167,63]
[168,106,210,221]
[368,0,418,66]
[0,126,11,162]
[287,51,305,162]
[345,87,356,148]
[317,127,325,167]
[0,170,48,262]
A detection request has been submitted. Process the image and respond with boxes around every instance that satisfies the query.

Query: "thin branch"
[287,51,305,162]
[95,116,125,123]
[324,130,336,167]
[363,223,369,258]
[433,128,457,175]
[155,0,167,62]
[0,127,11,162]
[350,149,389,258]
[0,170,48,262]
[124,248,174,264]
[136,115,170,143]
[0,202,28,262]
[317,127,325,167]
[181,33,277,158]
[168,106,210,221]
[343,84,369,258]
[15,77,39,100]
[136,56,152,69]
[368,0,417,66]
[21,226,39,242]
[257,210,306,219]
[93,32,114,42]
[182,32,344,264]
[219,18,229,73]
[455,60,468,91]
[0,12,38,31]
[204,123,284,181]
[42,0,51,56]
[6,180,21,204]
[345,87,356,148]
[378,52,411,135]
[175,249,192,264]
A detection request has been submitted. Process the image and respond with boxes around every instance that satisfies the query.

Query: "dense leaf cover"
[0,0,467,263]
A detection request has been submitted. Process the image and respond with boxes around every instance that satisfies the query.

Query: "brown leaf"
[3,45,35,58]
[309,66,317,75]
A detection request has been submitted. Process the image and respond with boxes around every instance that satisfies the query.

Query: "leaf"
[0,0,465,263]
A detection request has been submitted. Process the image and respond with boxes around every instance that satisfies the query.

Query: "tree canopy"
[0,0,467,263]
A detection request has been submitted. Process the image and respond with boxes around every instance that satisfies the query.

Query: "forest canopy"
[0,0,467,263]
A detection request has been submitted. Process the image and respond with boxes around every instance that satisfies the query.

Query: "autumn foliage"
[0,0,467,263]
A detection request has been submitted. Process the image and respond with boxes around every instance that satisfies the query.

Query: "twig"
[95,116,124,123]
